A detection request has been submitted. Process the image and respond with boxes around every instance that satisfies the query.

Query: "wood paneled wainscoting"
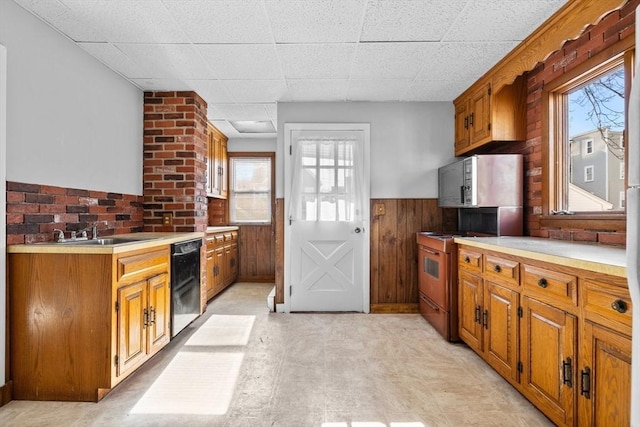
[274,198,456,312]
[237,224,276,282]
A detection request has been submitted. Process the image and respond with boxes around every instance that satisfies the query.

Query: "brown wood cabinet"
[456,243,632,427]
[453,76,526,156]
[205,229,238,300]
[206,122,228,199]
[8,245,170,402]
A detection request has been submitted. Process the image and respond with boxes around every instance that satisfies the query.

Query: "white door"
[284,124,370,312]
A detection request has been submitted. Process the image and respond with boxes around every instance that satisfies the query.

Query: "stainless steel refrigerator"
[627,6,640,425]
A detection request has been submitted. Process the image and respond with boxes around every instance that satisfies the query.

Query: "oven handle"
[420,246,441,256]
[420,294,440,311]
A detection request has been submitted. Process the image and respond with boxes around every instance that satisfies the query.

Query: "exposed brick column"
[143,91,208,232]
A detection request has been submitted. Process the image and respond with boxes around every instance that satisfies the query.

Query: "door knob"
[354,227,362,233]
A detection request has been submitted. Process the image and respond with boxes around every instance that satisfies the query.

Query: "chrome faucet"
[53,229,65,243]
[91,225,98,240]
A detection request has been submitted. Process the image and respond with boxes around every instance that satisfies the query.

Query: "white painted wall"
[227,137,277,153]
[277,102,455,198]
[0,0,143,195]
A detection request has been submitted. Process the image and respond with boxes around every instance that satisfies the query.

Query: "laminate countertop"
[454,236,626,278]
[206,226,239,233]
[7,232,204,255]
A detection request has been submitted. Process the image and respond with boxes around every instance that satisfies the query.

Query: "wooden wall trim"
[370,304,419,314]
[457,0,628,99]
[0,381,12,406]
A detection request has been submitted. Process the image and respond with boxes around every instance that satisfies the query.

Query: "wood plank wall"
[237,224,275,282]
[274,198,456,312]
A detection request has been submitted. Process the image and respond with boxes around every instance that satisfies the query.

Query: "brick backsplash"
[6,181,144,245]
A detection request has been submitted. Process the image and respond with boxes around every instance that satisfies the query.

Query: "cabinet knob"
[493,264,501,273]
[538,278,548,288]
[464,256,470,263]
[611,299,628,313]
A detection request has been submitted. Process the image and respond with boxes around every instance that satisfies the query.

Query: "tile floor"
[0,283,553,427]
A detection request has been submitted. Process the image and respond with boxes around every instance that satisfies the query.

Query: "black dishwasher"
[170,238,202,338]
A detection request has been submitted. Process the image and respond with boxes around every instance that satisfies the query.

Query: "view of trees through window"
[229,157,271,223]
[566,65,625,212]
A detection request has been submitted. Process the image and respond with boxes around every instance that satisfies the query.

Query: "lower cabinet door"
[579,321,631,427]
[458,270,483,353]
[520,296,576,427]
[484,281,519,382]
[147,273,170,356]
[117,280,148,378]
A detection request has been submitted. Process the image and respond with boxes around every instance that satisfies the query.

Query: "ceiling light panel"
[443,0,567,42]
[265,0,366,43]
[278,44,356,79]
[229,120,275,133]
[196,44,283,80]
[162,0,274,44]
[360,0,469,42]
[351,42,438,79]
[116,43,214,80]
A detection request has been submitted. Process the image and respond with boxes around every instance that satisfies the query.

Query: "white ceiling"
[14,0,568,138]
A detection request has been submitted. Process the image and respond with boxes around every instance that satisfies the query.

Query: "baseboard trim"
[236,276,275,283]
[370,303,419,314]
[0,380,12,407]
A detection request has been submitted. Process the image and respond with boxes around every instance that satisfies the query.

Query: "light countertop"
[7,232,205,255]
[206,226,239,233]
[454,236,626,278]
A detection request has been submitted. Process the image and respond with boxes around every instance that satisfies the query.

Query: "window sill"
[540,214,626,232]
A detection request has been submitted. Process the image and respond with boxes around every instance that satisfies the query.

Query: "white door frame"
[283,123,370,313]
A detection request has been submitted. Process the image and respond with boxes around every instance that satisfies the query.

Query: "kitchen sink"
[56,236,159,245]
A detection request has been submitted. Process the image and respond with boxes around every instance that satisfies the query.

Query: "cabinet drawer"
[117,249,169,283]
[522,264,577,306]
[484,255,519,286]
[458,247,482,272]
[206,236,217,251]
[215,234,225,244]
[224,232,237,242]
[583,279,632,330]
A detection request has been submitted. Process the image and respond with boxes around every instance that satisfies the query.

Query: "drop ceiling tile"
[130,78,193,92]
[14,0,106,42]
[209,104,272,122]
[403,79,469,101]
[351,42,438,79]
[162,0,273,44]
[78,42,151,79]
[360,0,469,42]
[115,43,214,80]
[208,120,239,137]
[416,41,518,81]
[444,0,566,42]
[286,79,350,101]
[58,0,190,43]
[196,44,283,80]
[347,79,413,101]
[278,44,356,79]
[181,80,236,104]
[221,80,288,103]
[265,0,366,43]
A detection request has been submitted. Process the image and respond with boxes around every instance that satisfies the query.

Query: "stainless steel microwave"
[437,154,523,208]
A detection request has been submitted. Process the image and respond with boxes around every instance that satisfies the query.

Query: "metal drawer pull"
[611,299,628,313]
[482,309,489,329]
[143,308,149,329]
[475,305,481,324]
[580,367,591,399]
[538,278,548,288]
[493,264,501,273]
[562,357,573,388]
[464,256,471,263]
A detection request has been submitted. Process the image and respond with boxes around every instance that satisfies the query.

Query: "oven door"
[418,244,448,308]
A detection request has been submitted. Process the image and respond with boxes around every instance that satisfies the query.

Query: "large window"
[546,46,632,217]
[229,155,273,224]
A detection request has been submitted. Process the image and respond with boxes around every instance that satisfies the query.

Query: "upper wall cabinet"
[207,122,228,199]
[454,76,526,156]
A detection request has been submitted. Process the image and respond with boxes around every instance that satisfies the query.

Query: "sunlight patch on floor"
[323,423,426,427]
[185,314,256,347]
[130,351,244,415]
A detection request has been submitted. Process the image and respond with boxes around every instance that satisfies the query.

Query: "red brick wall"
[6,181,143,245]
[143,91,208,233]
[486,1,637,246]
